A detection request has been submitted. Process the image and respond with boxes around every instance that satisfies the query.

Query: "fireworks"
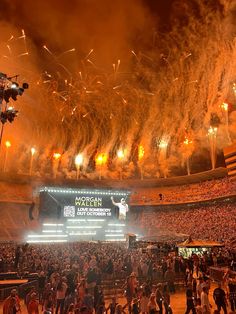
[53,153,61,160]
[0,0,236,179]
[117,149,125,159]
[208,127,218,170]
[5,140,11,148]
[31,147,36,156]
[221,103,228,111]
[159,140,168,149]
[75,154,83,167]
[138,145,144,161]
[96,154,107,166]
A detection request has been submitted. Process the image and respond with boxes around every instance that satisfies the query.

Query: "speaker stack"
[126,233,137,249]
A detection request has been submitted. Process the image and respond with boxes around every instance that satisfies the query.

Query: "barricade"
[0,280,38,302]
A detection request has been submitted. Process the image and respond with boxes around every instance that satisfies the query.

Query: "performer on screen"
[111,196,129,220]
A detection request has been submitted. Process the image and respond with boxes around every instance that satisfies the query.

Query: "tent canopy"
[178,237,224,248]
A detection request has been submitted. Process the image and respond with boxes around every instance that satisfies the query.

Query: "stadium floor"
[0,282,232,314]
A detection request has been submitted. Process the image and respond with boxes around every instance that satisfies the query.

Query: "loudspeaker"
[127,233,137,249]
[57,204,62,219]
[29,202,35,220]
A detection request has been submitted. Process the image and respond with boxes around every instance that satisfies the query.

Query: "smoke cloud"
[0,0,235,179]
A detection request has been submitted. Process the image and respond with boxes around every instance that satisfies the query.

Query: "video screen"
[39,187,130,220]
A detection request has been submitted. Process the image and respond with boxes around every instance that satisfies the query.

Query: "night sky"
[0,0,226,65]
[0,0,235,177]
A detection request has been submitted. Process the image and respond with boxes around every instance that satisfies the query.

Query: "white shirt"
[114,202,129,218]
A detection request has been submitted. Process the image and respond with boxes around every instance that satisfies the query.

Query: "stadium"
[0,166,235,313]
[0,0,236,313]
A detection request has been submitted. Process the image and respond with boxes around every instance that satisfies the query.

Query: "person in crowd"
[195,299,203,314]
[83,288,94,314]
[38,271,46,303]
[77,278,86,303]
[43,291,54,314]
[197,278,204,303]
[106,297,118,314]
[124,272,138,313]
[6,297,20,314]
[228,278,236,312]
[140,290,149,314]
[192,278,197,302]
[27,292,39,314]
[201,287,211,314]
[162,285,172,314]
[164,267,175,293]
[64,292,76,314]
[96,301,106,314]
[87,268,97,294]
[185,283,196,314]
[147,293,158,314]
[185,266,192,286]
[105,259,114,277]
[144,281,152,298]
[3,289,21,314]
[94,286,104,314]
[41,283,53,312]
[67,303,75,314]
[213,282,227,314]
[56,277,68,314]
[132,298,140,314]
[155,283,163,314]
[115,304,126,314]
[25,287,37,309]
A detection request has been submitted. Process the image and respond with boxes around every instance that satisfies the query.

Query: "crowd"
[1,177,235,208]
[1,241,236,314]
[130,203,236,248]
[131,177,236,205]
[1,176,236,313]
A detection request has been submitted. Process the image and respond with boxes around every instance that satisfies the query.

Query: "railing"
[209,266,236,282]
[100,272,186,301]
[0,285,17,302]
[0,280,38,302]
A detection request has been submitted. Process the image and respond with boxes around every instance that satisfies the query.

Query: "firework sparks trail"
[1,0,236,179]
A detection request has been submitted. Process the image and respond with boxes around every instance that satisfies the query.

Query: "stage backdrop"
[38,187,130,220]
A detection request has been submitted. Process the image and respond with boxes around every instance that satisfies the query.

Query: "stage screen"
[39,187,130,220]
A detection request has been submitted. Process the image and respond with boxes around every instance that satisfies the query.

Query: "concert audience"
[131,177,236,205]
[131,203,236,247]
[1,177,236,313]
[0,240,235,314]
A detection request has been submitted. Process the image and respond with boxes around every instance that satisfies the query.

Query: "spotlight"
[3,82,29,103]
[0,73,7,87]
[0,107,18,124]
[11,82,19,89]
[22,83,29,89]
[0,72,29,147]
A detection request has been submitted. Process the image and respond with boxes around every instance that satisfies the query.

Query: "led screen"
[39,187,130,221]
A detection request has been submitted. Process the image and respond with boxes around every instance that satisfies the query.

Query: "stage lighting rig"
[0,73,29,104]
[3,81,29,103]
[0,107,18,124]
[0,72,29,147]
